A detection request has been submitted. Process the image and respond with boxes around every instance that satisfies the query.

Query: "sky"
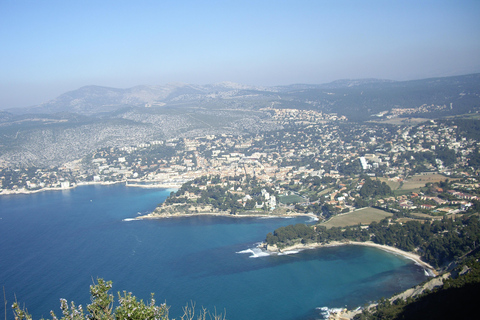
[1,0,480,109]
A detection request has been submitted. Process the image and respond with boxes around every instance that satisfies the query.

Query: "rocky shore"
[135,203,319,220]
[326,271,451,319]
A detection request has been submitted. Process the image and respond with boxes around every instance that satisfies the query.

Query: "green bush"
[12,278,226,320]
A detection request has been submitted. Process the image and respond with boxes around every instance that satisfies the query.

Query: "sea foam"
[424,269,435,277]
[236,247,270,258]
[316,306,346,319]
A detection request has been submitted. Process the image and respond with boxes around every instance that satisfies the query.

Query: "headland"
[135,203,318,220]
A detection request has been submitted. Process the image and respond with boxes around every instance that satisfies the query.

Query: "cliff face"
[331,274,450,319]
[336,252,480,320]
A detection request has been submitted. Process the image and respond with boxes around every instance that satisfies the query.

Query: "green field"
[318,187,334,196]
[368,117,431,125]
[378,177,402,191]
[379,173,452,196]
[409,212,443,220]
[278,194,306,204]
[320,207,393,228]
[402,173,450,189]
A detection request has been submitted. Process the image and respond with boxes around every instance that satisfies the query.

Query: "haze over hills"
[1,73,479,168]
[8,82,274,116]
[7,73,480,118]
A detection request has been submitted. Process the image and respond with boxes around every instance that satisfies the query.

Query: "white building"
[360,157,371,170]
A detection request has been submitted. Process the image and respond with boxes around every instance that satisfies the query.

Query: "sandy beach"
[264,240,437,274]
[262,239,440,320]
[137,208,437,274]
[348,241,437,274]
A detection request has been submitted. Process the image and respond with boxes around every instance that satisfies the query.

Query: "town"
[1,108,479,223]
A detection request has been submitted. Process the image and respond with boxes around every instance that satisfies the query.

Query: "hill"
[1,73,479,167]
[8,74,480,120]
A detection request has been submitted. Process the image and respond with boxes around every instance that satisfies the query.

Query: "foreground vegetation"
[11,279,226,320]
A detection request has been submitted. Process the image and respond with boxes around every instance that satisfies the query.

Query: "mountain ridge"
[4,73,480,120]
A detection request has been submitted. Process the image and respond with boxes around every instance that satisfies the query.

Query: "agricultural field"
[409,212,443,220]
[319,207,393,229]
[402,173,451,190]
[379,173,452,196]
[368,117,431,125]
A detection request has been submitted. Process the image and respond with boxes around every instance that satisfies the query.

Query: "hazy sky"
[1,0,479,109]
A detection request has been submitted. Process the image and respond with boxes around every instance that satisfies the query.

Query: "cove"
[0,185,428,320]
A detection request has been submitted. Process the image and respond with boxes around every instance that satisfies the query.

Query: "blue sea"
[0,185,428,320]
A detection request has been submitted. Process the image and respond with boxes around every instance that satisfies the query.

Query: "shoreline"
[263,240,437,274]
[135,210,319,220]
[2,181,433,273]
[348,241,437,274]
[0,180,179,196]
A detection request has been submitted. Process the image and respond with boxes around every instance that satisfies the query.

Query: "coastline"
[263,240,437,274]
[135,210,318,220]
[0,180,124,196]
[2,181,433,273]
[262,240,440,319]
[348,241,437,274]
[0,180,179,196]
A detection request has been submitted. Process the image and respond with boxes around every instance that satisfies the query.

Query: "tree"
[12,278,225,320]
[359,177,392,199]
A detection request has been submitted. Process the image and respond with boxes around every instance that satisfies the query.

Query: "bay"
[0,185,427,320]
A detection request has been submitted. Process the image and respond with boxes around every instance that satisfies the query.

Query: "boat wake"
[122,218,137,221]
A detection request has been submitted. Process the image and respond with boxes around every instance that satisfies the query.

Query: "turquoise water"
[0,185,427,319]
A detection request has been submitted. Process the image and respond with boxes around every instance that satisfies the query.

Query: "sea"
[0,184,428,320]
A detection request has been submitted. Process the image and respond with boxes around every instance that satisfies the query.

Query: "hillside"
[1,73,479,167]
[7,74,480,120]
